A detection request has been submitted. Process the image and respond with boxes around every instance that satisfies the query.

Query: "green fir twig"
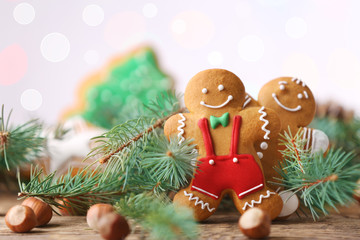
[0,105,44,170]
[273,128,360,220]
[88,91,186,164]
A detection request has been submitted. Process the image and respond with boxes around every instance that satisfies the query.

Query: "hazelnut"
[238,207,271,239]
[5,205,37,233]
[277,191,300,220]
[98,212,130,240]
[22,197,53,226]
[86,203,115,231]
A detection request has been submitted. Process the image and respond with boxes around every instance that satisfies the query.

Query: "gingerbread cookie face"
[184,69,245,115]
[258,77,315,131]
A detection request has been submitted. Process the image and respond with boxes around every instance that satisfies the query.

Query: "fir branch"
[18,132,198,214]
[274,129,360,220]
[0,105,44,170]
[116,193,198,240]
[89,91,186,164]
[18,164,125,215]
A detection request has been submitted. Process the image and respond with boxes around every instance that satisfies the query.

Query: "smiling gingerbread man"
[164,69,283,221]
[255,77,329,187]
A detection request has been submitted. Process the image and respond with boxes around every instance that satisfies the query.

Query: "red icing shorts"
[191,116,264,200]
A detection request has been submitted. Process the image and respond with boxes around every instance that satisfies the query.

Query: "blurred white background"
[1,0,359,125]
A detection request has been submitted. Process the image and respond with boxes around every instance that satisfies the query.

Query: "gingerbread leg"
[173,185,222,221]
[231,187,283,220]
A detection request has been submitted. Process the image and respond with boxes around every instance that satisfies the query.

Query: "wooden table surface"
[1,193,360,239]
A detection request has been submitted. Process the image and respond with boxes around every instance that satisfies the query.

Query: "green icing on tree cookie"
[82,48,172,129]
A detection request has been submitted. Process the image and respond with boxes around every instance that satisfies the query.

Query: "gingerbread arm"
[164,113,189,142]
[241,107,281,144]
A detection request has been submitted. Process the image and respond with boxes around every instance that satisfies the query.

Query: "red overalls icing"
[191,115,264,200]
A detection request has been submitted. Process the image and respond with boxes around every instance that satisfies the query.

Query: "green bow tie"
[210,112,229,129]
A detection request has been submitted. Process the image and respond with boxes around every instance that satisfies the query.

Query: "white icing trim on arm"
[243,95,251,108]
[258,107,270,140]
[272,93,302,112]
[200,95,233,109]
[184,190,216,212]
[177,113,186,144]
[242,190,275,210]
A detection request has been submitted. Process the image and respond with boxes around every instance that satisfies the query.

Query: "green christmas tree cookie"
[63,47,172,129]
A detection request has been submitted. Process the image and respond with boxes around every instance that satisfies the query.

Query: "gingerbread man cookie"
[164,69,283,221]
[250,77,329,189]
[258,77,329,152]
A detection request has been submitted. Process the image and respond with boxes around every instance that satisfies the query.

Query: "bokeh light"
[40,32,70,62]
[82,4,104,27]
[21,89,43,111]
[142,3,158,18]
[0,44,28,86]
[13,2,35,25]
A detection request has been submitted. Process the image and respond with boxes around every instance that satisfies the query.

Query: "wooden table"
[1,194,360,239]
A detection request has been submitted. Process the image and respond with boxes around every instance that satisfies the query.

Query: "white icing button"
[202,88,208,94]
[279,85,285,90]
[257,152,263,159]
[260,142,268,150]
[209,159,215,165]
[233,157,238,163]
[297,93,303,99]
[218,84,224,91]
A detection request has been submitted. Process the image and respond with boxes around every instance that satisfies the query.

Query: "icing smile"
[200,95,233,109]
[272,93,301,112]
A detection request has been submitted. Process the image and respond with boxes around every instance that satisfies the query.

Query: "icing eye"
[297,93,303,99]
[202,88,208,94]
[218,85,224,91]
[279,85,285,90]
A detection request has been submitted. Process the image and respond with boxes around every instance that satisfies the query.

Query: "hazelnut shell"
[22,197,53,226]
[86,203,114,231]
[239,207,271,239]
[5,205,37,233]
[98,212,130,240]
